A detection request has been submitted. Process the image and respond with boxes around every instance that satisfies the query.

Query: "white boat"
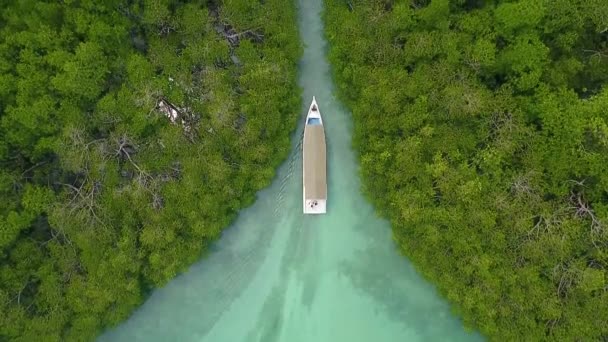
[303,96,327,214]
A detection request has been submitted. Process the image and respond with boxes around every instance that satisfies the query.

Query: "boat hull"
[303,97,327,214]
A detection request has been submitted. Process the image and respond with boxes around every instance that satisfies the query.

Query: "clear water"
[98,0,484,341]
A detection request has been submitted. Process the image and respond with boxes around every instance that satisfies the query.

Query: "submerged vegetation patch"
[325,0,608,340]
[0,0,301,340]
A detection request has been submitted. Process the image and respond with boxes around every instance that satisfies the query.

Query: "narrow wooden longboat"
[303,96,327,214]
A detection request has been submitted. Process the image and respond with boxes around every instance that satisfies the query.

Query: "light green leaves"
[326,0,608,340]
[52,42,109,102]
[495,0,546,36]
[1,0,301,340]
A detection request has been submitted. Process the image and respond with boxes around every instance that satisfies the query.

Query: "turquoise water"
[98,0,483,341]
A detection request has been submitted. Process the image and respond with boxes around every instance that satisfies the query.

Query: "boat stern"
[303,198,326,214]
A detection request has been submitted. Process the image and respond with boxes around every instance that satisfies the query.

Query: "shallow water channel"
[98,0,484,341]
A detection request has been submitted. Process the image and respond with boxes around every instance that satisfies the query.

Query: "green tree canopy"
[325,0,608,340]
[0,0,301,341]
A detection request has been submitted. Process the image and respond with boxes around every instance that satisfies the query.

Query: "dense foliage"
[0,0,300,340]
[325,0,608,340]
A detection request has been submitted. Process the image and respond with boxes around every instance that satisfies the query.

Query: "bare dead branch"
[527,214,564,237]
[569,191,605,237]
[545,317,561,336]
[511,175,533,197]
[6,281,30,308]
[16,283,25,306]
[553,262,581,298]
[225,29,264,40]
[566,179,586,188]
[59,181,107,230]
[583,49,608,59]
[20,161,48,178]
[152,193,164,210]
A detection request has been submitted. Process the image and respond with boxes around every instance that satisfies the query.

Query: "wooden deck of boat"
[303,125,327,200]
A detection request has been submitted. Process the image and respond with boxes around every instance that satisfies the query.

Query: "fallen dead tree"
[156,97,200,142]
[209,4,263,67]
